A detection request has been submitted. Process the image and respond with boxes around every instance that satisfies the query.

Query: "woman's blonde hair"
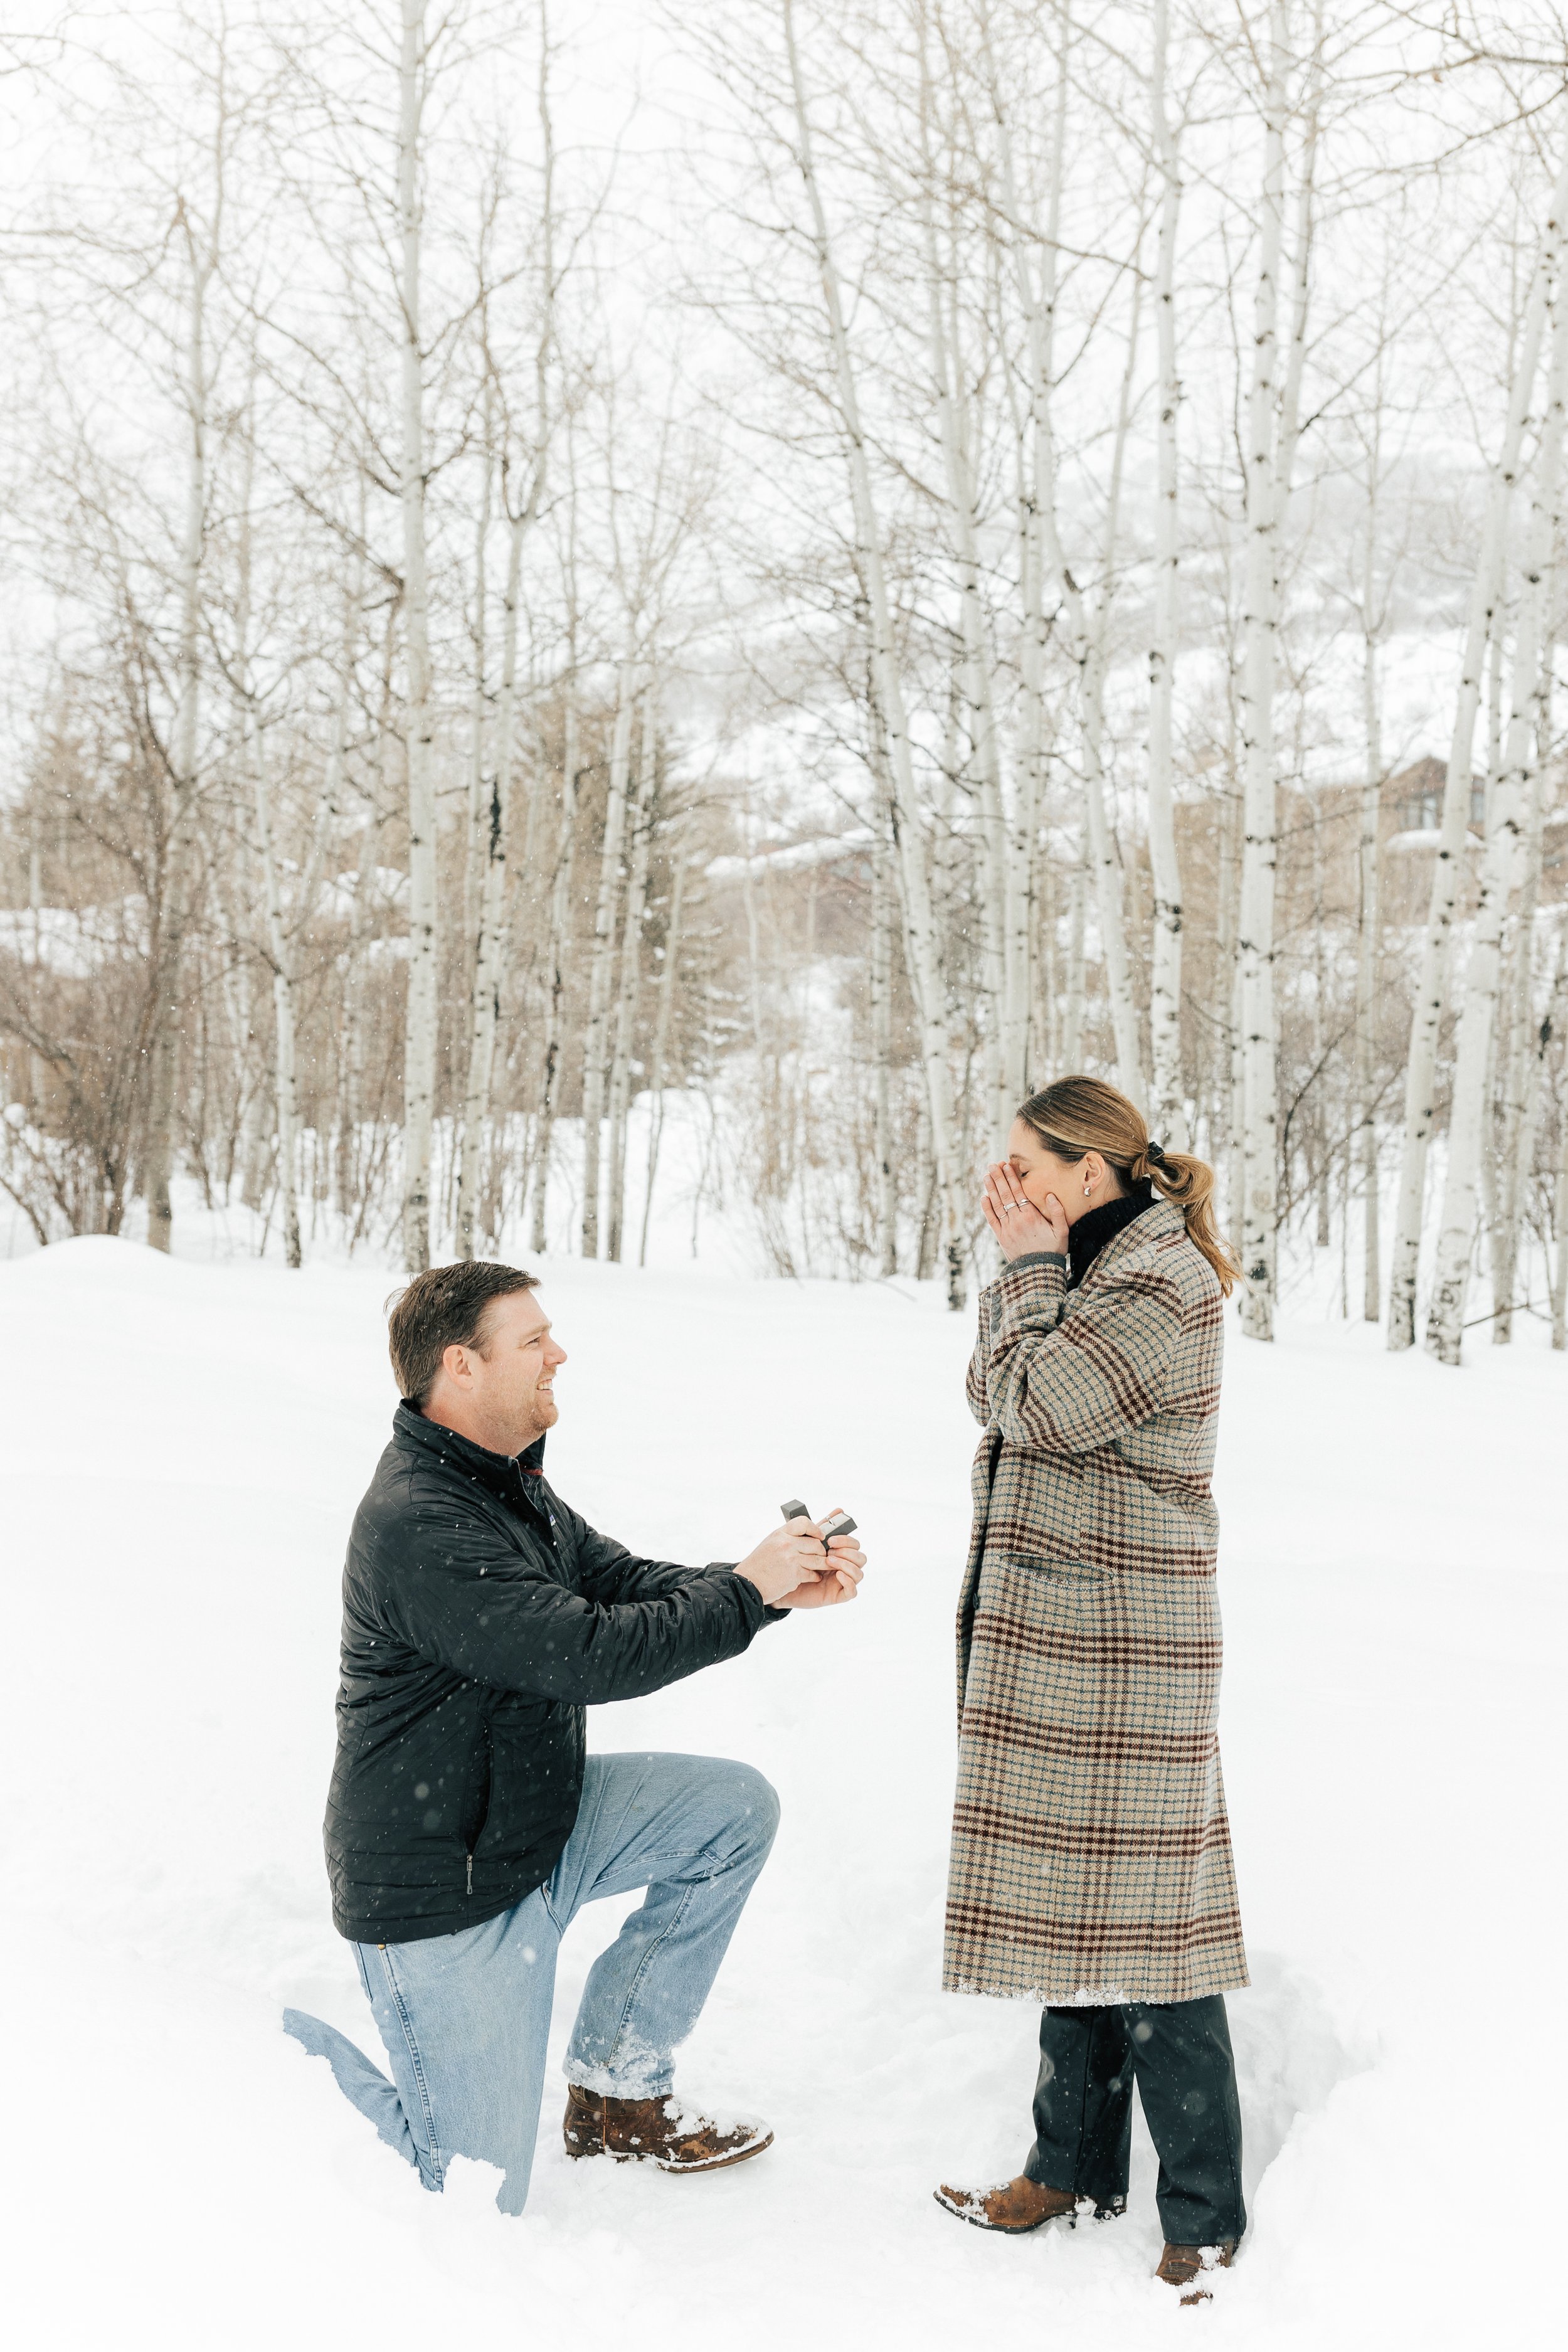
[1016,1075,1239,1298]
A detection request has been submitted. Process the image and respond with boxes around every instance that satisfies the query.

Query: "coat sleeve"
[380,1504,770,1705]
[966,1284,996,1426]
[982,1253,1182,1455]
[967,1257,1067,1425]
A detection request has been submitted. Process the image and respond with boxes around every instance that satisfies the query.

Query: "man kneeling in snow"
[285,1260,863,2213]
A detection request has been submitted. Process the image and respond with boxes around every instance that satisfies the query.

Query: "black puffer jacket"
[324,1404,777,1943]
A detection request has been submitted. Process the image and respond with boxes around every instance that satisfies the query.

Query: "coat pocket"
[1003,1554,1103,1584]
[984,1442,1091,1568]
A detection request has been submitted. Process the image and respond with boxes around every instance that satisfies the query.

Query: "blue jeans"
[284,1751,780,2214]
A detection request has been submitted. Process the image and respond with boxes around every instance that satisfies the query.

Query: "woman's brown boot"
[933,2175,1088,2232]
[1156,2241,1238,2302]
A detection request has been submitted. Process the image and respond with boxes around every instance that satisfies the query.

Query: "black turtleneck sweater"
[1009,1177,1156,1290]
[1066,1178,1155,1286]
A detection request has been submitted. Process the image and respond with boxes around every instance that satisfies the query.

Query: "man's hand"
[775,1507,865,1609]
[733,1510,866,1610]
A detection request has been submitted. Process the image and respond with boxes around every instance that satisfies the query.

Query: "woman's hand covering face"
[982,1159,1069,1261]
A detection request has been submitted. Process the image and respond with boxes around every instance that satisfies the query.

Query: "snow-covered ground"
[3,1236,1564,2349]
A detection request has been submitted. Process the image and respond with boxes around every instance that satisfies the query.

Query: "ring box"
[780,1499,858,1545]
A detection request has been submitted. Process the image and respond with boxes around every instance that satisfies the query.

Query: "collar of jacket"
[392,1399,549,1517]
[1067,1178,1156,1288]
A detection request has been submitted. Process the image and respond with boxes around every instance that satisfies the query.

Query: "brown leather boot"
[1156,2241,1238,2304]
[563,2085,773,2173]
[933,2175,1089,2233]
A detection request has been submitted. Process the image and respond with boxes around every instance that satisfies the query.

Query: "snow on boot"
[1156,2241,1238,2303]
[563,2085,773,2173]
[933,2175,1104,2233]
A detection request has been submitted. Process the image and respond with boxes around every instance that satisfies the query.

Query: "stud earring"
[1083,1180,1092,1197]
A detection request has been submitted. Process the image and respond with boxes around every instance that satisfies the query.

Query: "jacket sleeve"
[966,1284,997,1426]
[561,1503,731,1608]
[967,1257,1066,1425]
[982,1253,1182,1455]
[379,1505,770,1705]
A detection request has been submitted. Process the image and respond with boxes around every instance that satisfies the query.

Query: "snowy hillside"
[3,1239,1564,2348]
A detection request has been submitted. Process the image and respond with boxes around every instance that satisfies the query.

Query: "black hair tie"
[1145,1140,1169,1169]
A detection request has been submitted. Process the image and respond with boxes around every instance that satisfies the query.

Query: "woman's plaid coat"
[943,1200,1248,2005]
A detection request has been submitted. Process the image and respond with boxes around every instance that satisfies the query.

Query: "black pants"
[1024,1996,1245,2248]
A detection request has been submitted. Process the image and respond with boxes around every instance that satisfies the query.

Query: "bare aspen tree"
[1495,891,1557,1341]
[337,773,382,1218]
[1387,141,1568,1348]
[638,820,688,1268]
[1232,0,1320,1337]
[233,415,302,1266]
[1234,3,1289,1338]
[580,664,637,1258]
[454,447,507,1262]
[987,15,1143,1105]
[396,0,438,1272]
[1353,448,1385,1322]
[1062,860,1086,1071]
[1146,0,1186,1147]
[917,12,1008,1148]
[144,162,225,1251]
[1427,277,1568,1363]
[455,410,546,1258]
[1490,602,1559,1340]
[870,815,898,1276]
[462,389,494,980]
[530,686,580,1256]
[785,0,966,1305]
[457,24,557,1258]
[606,685,657,1261]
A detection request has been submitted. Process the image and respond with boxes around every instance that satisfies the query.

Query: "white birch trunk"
[530,694,580,1256]
[144,197,216,1251]
[1234,4,1289,1338]
[1236,4,1321,1335]
[638,827,687,1269]
[236,424,301,1269]
[1386,143,1568,1347]
[871,817,898,1276]
[1426,270,1568,1363]
[398,0,437,1272]
[1491,814,1542,1342]
[1498,905,1559,1341]
[787,0,967,1307]
[1083,275,1145,1104]
[1146,0,1186,1146]
[250,741,302,1270]
[916,31,1009,1148]
[455,499,521,1261]
[1491,633,1554,1338]
[580,665,635,1258]
[1355,498,1385,1322]
[1062,860,1086,1070]
[462,408,493,982]
[988,23,1142,1104]
[1005,214,1044,1106]
[337,794,379,1219]
[606,688,657,1262]
[1542,926,1568,1348]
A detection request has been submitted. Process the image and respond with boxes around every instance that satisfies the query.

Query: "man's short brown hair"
[386,1262,540,1406]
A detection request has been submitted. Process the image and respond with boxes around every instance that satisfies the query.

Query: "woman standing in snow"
[933,1077,1249,2302]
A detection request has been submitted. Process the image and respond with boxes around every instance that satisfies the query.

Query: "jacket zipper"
[466,1852,474,1896]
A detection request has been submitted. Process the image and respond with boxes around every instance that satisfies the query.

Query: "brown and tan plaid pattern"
[943,1202,1248,2005]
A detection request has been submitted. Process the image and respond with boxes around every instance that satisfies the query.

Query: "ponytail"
[1017,1076,1240,1298]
